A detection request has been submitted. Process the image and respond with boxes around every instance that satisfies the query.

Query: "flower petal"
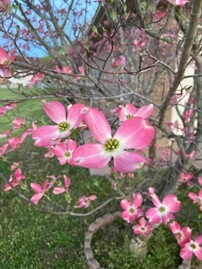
[180,247,193,260]
[132,192,143,208]
[120,199,131,210]
[114,117,155,150]
[195,247,202,260]
[32,125,67,147]
[113,151,145,172]
[72,143,111,168]
[135,104,154,119]
[146,208,161,224]
[84,107,112,143]
[162,195,181,213]
[53,187,66,195]
[67,103,85,128]
[30,183,42,193]
[43,101,66,124]
[30,193,43,204]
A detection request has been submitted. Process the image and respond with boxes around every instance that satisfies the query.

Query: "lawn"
[0,87,201,269]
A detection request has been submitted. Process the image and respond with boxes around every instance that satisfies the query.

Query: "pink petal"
[72,143,111,168]
[32,125,64,147]
[132,192,143,208]
[195,236,202,244]
[114,117,155,150]
[83,107,112,143]
[113,151,145,173]
[121,211,136,223]
[53,187,66,194]
[120,199,131,210]
[30,183,42,193]
[162,195,181,213]
[64,176,71,188]
[139,217,147,226]
[30,193,43,204]
[51,144,66,156]
[135,104,154,119]
[195,247,202,260]
[162,212,175,225]
[64,139,77,151]
[118,103,137,121]
[169,221,180,234]
[43,101,66,124]
[67,103,85,128]
[188,192,198,201]
[151,194,161,207]
[146,208,161,224]
[180,247,193,260]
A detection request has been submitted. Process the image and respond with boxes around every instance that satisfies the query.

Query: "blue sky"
[0,0,98,58]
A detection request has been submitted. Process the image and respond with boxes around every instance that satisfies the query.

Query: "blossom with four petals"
[72,107,155,173]
[146,194,181,225]
[120,192,143,223]
[180,236,202,261]
[32,101,84,147]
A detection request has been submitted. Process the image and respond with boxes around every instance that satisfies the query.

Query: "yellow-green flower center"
[58,121,70,132]
[159,206,166,213]
[190,243,196,249]
[104,138,120,152]
[65,151,71,158]
[126,114,133,119]
[129,208,135,214]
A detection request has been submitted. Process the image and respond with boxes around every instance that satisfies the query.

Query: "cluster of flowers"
[3,164,96,209]
[120,188,202,261]
[31,101,155,173]
[2,101,154,208]
[179,172,202,212]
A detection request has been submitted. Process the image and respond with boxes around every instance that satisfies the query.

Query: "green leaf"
[92,25,98,34]
[110,9,117,21]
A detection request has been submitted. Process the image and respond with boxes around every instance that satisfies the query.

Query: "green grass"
[0,87,53,133]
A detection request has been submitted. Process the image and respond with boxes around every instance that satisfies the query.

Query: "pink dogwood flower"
[30,72,44,84]
[4,168,25,191]
[179,172,193,185]
[51,139,77,165]
[73,107,155,172]
[74,195,97,208]
[120,193,143,223]
[10,162,19,171]
[146,194,181,225]
[53,175,71,195]
[111,55,125,68]
[12,118,24,129]
[0,47,15,68]
[180,236,202,260]
[55,65,72,74]
[30,180,53,204]
[169,221,192,246]
[32,101,85,147]
[114,103,154,122]
[133,217,153,236]
[188,190,202,211]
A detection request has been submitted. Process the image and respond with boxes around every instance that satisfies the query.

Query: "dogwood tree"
[0,0,202,267]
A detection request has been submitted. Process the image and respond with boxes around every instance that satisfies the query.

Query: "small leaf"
[92,25,98,34]
[110,9,117,21]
